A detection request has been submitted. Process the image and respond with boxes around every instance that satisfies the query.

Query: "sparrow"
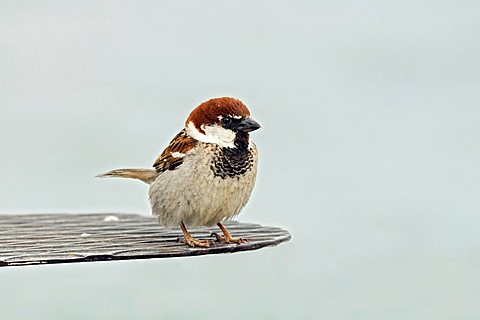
[98,97,261,248]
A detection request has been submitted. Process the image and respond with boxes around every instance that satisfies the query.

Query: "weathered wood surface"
[0,213,290,267]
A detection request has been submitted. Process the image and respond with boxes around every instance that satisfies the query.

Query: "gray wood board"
[0,213,291,267]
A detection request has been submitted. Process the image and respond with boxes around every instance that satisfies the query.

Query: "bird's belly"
[149,164,256,228]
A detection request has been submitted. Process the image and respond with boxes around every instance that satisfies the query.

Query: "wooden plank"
[0,213,291,267]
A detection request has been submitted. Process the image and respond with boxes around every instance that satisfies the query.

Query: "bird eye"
[221,117,232,126]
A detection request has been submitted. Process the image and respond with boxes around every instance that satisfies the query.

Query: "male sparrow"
[98,97,261,247]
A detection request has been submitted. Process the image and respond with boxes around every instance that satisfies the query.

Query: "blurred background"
[1,1,479,319]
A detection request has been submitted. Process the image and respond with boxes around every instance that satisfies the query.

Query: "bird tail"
[96,168,157,184]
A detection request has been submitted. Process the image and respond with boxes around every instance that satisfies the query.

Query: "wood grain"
[0,213,291,267]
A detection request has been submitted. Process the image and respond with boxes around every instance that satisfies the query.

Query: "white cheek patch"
[202,124,236,147]
[186,121,236,148]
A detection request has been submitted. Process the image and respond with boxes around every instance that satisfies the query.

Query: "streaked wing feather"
[153,129,196,172]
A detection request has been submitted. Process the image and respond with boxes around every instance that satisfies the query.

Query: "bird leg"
[211,222,248,244]
[179,222,213,248]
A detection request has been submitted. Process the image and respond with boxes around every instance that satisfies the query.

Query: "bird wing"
[153,129,197,172]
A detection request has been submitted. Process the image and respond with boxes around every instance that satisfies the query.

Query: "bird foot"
[178,235,213,248]
[211,232,248,244]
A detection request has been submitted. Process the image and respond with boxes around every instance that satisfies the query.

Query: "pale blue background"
[1,1,479,319]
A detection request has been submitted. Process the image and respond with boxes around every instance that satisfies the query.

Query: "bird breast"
[149,142,258,227]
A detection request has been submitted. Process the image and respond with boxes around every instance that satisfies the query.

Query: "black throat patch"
[210,133,255,179]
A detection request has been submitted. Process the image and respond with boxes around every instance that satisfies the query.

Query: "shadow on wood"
[0,213,291,267]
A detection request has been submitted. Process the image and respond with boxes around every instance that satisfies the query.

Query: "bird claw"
[178,235,213,248]
[210,232,223,242]
[177,235,186,243]
[211,232,248,244]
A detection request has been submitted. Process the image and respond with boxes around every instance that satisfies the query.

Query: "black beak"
[237,117,261,133]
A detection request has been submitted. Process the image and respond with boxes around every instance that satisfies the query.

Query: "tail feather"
[96,168,157,184]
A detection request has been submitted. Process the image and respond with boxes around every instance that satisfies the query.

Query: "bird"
[97,97,261,247]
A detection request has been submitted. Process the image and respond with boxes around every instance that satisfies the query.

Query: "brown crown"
[186,97,250,133]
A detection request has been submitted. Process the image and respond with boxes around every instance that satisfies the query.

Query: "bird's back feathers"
[153,129,196,172]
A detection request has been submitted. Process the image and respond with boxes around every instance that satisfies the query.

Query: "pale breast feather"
[153,129,197,172]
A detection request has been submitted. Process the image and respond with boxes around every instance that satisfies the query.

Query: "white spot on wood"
[103,215,119,222]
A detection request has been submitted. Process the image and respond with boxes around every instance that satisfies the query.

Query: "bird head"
[185,97,261,148]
